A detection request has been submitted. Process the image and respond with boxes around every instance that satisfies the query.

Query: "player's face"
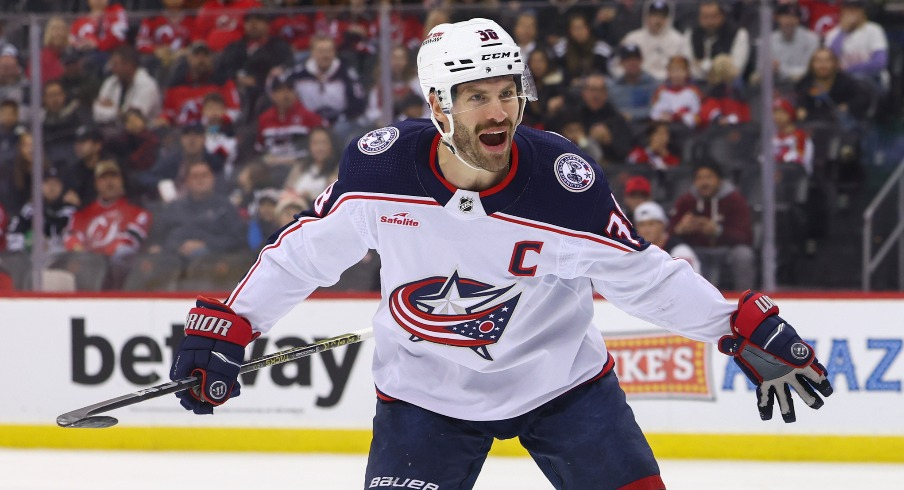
[448,77,520,172]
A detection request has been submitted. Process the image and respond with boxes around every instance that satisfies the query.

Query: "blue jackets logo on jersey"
[389,271,522,360]
[358,126,400,155]
[554,153,595,192]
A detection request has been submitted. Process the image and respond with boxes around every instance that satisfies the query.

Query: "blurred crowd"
[0,0,900,292]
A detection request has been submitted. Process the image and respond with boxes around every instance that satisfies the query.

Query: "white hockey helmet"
[417,18,537,159]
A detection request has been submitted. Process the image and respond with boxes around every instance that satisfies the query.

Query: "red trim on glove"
[184,296,259,346]
[617,474,666,490]
[190,368,233,406]
[731,290,780,337]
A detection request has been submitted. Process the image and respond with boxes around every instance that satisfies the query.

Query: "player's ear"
[429,92,449,128]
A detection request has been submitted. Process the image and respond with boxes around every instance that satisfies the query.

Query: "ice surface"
[1,449,902,489]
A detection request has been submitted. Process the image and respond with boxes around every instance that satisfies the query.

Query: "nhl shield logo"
[389,271,522,360]
[554,153,595,192]
[358,126,400,155]
[459,196,474,213]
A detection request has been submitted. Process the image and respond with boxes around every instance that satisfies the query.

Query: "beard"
[450,117,513,173]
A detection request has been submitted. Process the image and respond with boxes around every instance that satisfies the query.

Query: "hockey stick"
[57,327,375,429]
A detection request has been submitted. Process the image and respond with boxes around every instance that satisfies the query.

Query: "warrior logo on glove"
[718,290,834,423]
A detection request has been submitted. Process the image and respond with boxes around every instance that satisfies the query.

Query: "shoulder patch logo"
[554,153,595,192]
[358,126,400,155]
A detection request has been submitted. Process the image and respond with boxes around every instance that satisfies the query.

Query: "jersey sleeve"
[225,146,376,334]
[580,189,733,344]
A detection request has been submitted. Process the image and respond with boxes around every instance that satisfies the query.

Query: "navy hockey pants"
[364,371,664,489]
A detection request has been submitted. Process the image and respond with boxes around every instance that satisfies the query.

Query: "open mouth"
[478,130,508,151]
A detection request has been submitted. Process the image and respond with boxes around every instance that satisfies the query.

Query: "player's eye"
[469,94,486,102]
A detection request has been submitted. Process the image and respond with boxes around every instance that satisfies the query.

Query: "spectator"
[69,0,128,54]
[773,98,814,176]
[571,73,634,164]
[93,45,162,124]
[650,55,701,129]
[257,77,325,168]
[824,0,889,91]
[63,126,106,208]
[158,41,241,126]
[628,121,680,170]
[0,99,22,163]
[634,200,700,274]
[364,45,424,125]
[0,50,26,106]
[147,159,247,259]
[0,202,6,252]
[61,160,151,289]
[42,80,87,159]
[282,127,338,203]
[32,16,69,85]
[275,195,306,226]
[139,122,226,200]
[550,114,604,163]
[794,47,872,124]
[622,175,652,220]
[670,161,755,290]
[107,109,162,185]
[770,3,820,85]
[607,43,658,121]
[513,11,541,60]
[684,0,750,81]
[136,0,196,76]
[285,35,366,138]
[9,131,45,214]
[216,9,293,122]
[231,159,271,212]
[200,92,239,176]
[246,188,281,251]
[195,0,262,52]
[700,54,750,128]
[620,0,691,81]
[593,0,645,46]
[555,13,613,84]
[522,49,565,129]
[795,0,840,36]
[270,0,315,55]
[7,168,77,257]
[58,50,101,112]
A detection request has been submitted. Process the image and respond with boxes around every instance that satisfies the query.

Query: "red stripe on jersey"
[490,213,633,253]
[327,193,440,216]
[427,133,521,197]
[227,218,311,307]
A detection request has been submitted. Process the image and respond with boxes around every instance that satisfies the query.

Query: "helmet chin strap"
[430,97,529,174]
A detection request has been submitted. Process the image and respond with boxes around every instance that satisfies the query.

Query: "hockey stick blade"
[57,328,374,428]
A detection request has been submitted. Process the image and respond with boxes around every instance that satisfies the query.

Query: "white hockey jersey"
[227,119,734,421]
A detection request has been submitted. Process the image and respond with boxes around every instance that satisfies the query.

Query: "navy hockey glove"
[718,290,833,423]
[170,296,260,414]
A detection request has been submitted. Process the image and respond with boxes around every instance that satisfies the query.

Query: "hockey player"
[169,19,833,489]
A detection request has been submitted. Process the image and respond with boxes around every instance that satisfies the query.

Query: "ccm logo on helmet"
[185,313,233,337]
[481,51,513,60]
